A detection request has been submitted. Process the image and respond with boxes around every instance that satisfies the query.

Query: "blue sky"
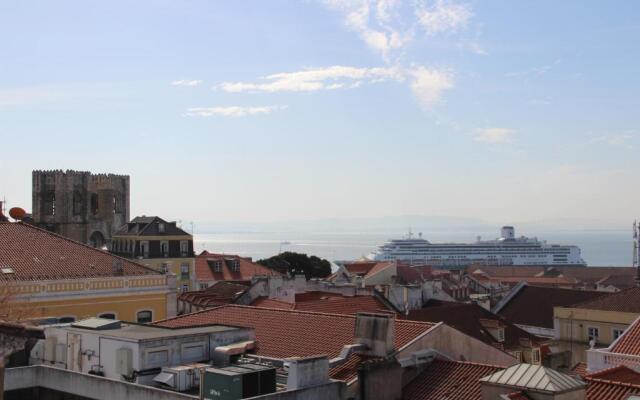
[1,1,639,227]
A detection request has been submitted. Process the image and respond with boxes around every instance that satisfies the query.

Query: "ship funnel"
[501,226,515,240]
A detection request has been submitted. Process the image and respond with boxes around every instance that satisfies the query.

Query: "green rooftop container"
[202,363,277,400]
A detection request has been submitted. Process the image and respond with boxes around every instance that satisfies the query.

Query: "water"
[194,230,632,266]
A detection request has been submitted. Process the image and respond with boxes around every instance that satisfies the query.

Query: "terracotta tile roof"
[570,287,640,313]
[343,261,378,276]
[497,286,606,329]
[329,353,378,382]
[595,275,637,290]
[154,304,435,381]
[179,281,250,307]
[0,222,160,282]
[585,377,640,400]
[343,261,394,279]
[587,366,640,385]
[402,359,503,400]
[250,292,394,315]
[251,298,295,310]
[405,300,545,350]
[611,316,640,355]
[364,261,395,278]
[396,265,433,284]
[195,251,281,282]
[491,276,578,286]
[571,362,588,378]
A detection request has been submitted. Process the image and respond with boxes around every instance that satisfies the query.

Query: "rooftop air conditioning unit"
[153,363,208,392]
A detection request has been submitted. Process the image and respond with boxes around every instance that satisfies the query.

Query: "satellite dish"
[9,207,26,220]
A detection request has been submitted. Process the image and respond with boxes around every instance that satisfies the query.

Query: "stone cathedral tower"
[32,170,130,247]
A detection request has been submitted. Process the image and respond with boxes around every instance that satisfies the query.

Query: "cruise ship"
[367,226,586,266]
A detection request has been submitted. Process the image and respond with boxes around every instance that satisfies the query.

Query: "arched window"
[137,310,153,323]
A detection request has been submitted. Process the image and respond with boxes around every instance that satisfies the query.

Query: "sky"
[1,1,639,228]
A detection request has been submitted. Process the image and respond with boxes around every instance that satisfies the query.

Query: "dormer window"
[158,223,165,233]
[211,260,222,272]
[231,259,240,272]
[180,240,189,257]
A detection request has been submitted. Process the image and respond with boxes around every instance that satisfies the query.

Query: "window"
[588,327,599,341]
[160,263,169,274]
[180,241,189,257]
[140,241,149,258]
[45,192,56,216]
[513,351,522,362]
[199,283,209,290]
[214,260,222,272]
[532,349,540,364]
[98,313,116,320]
[181,263,190,279]
[181,342,206,362]
[231,259,240,272]
[158,223,165,233]
[497,328,504,343]
[137,310,153,323]
[182,284,189,292]
[73,191,83,216]
[145,348,169,367]
[160,241,169,257]
[613,329,625,341]
[90,193,99,215]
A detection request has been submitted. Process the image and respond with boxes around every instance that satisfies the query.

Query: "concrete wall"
[358,358,403,400]
[5,365,196,400]
[397,323,518,367]
[364,264,397,286]
[554,307,637,346]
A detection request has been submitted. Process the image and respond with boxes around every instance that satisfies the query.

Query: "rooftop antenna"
[634,221,640,287]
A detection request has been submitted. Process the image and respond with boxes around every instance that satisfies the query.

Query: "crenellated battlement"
[32,169,130,246]
[33,170,129,179]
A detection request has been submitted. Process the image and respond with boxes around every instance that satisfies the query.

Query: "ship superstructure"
[368,226,586,267]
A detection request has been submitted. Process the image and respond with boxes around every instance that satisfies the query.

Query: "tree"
[257,252,332,279]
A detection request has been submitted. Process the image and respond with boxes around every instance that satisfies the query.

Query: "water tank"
[501,226,515,240]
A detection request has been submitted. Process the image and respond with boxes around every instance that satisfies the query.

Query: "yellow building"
[0,222,176,323]
[554,287,640,348]
[111,216,195,292]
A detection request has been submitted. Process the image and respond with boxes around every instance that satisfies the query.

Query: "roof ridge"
[435,358,506,369]
[155,304,435,327]
[585,376,640,388]
[10,222,160,275]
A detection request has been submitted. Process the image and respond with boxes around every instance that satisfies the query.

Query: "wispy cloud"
[323,0,412,61]
[589,130,639,149]
[218,65,453,109]
[409,66,453,108]
[323,0,472,61]
[184,105,287,117]
[415,0,472,35]
[218,65,404,93]
[474,127,515,144]
[171,79,203,87]
[506,59,561,79]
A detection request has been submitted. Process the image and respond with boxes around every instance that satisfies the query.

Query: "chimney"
[354,313,395,357]
[285,355,330,390]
